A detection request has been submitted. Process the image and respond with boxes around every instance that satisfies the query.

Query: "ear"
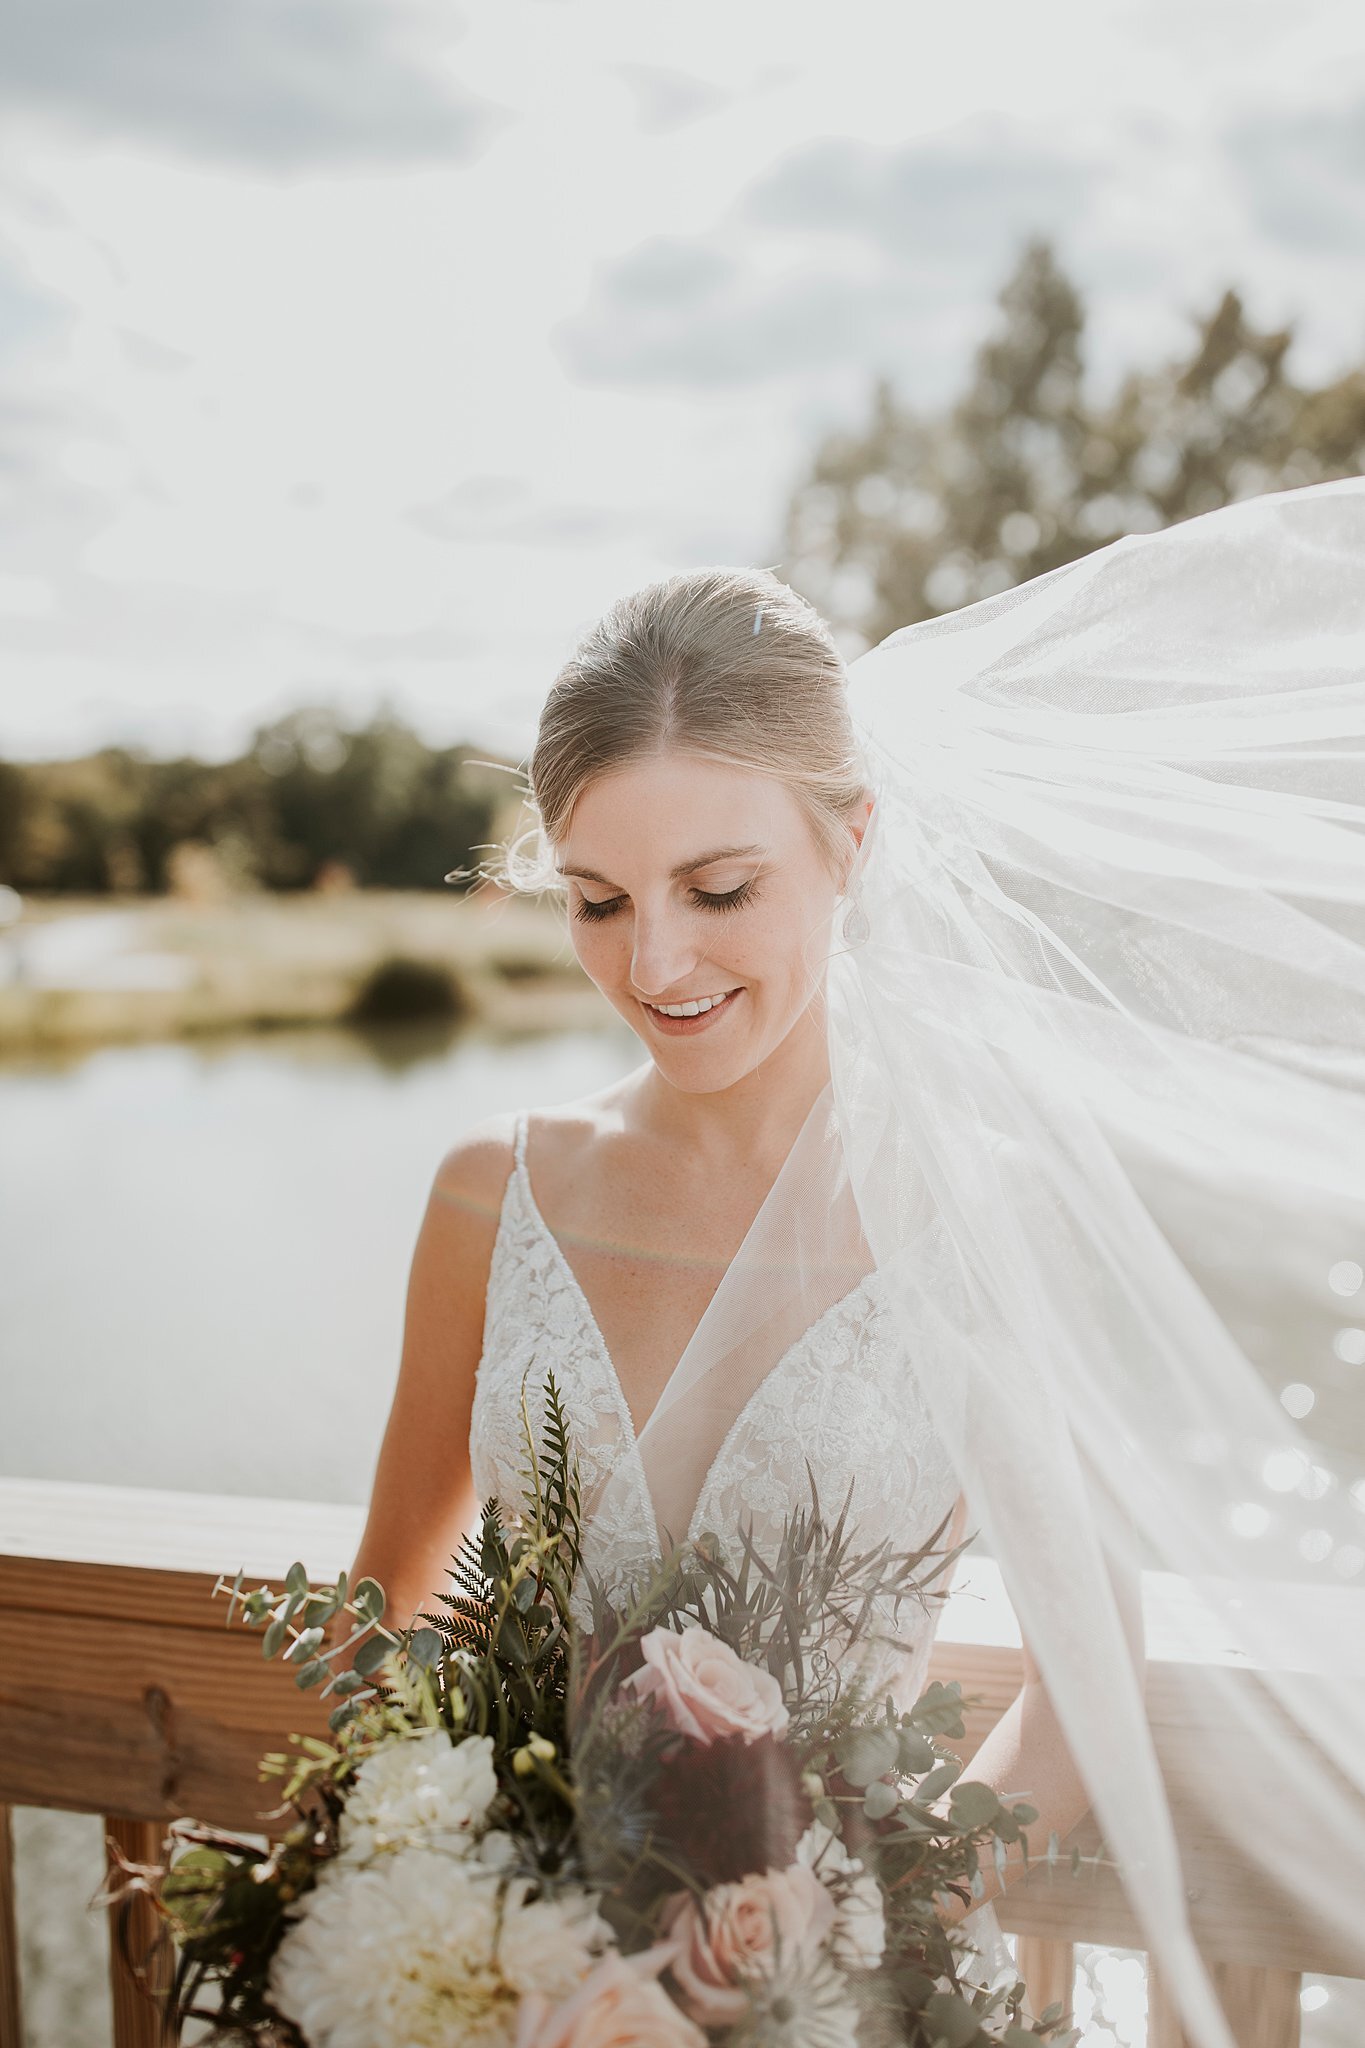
[846,790,875,856]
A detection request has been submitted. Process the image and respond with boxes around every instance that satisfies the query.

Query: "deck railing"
[1,1476,1360,2048]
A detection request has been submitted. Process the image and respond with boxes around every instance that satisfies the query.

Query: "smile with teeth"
[645,988,740,1017]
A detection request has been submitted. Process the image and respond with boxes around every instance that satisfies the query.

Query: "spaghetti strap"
[512,1109,529,1172]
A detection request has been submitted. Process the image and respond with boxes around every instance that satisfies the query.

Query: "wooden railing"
[1,1477,1361,2048]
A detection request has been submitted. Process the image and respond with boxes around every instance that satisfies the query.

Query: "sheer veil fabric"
[574,476,1365,2048]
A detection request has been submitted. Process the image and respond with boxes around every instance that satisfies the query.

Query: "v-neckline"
[512,1144,875,1548]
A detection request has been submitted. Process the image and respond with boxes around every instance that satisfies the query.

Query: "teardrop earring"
[842,893,870,945]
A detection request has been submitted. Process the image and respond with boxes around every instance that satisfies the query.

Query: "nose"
[628,901,709,1001]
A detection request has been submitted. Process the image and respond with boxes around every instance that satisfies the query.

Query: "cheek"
[746,895,830,985]
[569,917,627,986]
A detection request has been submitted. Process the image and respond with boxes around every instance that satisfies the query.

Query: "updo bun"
[481,565,870,896]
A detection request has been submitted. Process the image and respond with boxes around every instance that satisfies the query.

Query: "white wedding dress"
[467,1108,1014,1985]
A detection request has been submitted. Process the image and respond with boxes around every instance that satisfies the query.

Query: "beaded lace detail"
[467,1110,961,1705]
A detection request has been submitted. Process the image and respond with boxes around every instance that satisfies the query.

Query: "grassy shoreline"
[0,889,609,1054]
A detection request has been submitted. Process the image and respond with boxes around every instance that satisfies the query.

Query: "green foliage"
[782,234,1365,652]
[0,706,513,894]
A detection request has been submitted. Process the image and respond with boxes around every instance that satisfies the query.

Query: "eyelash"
[573,879,761,924]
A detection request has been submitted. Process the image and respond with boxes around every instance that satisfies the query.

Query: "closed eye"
[573,878,761,924]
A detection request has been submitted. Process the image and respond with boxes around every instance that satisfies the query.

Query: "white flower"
[495,1874,615,1996]
[476,1828,519,1874]
[268,1848,512,2048]
[794,1820,887,1970]
[732,1949,864,2048]
[829,1865,886,1970]
[338,1729,498,1866]
[268,1847,613,2048]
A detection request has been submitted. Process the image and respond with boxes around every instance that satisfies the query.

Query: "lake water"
[0,1018,641,1504]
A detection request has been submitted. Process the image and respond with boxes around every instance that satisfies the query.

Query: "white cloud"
[0,572,55,617]
[0,0,1362,764]
[0,0,506,169]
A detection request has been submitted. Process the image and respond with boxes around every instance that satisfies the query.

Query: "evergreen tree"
[781,235,1365,650]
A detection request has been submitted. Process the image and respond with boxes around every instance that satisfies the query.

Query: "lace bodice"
[468,1110,963,1707]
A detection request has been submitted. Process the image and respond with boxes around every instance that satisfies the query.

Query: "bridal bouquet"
[108,1374,1081,2048]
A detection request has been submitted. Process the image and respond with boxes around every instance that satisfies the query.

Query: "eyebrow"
[557,843,768,886]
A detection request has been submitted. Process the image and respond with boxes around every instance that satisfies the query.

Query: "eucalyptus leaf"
[950,1780,1001,1829]
[262,1615,288,1660]
[406,1628,442,1670]
[922,1990,983,2048]
[915,1760,962,1807]
[353,1578,386,1625]
[862,1780,899,1820]
[285,1560,309,1598]
[909,1680,967,1738]
[835,1725,900,1787]
[353,1635,392,1676]
[896,1725,937,1773]
[295,1658,330,1689]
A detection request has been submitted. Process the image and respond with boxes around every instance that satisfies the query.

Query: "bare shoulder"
[429,1107,522,1226]
[520,1074,641,1183]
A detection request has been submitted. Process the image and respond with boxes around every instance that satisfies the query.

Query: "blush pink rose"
[620,1624,789,1745]
[660,1866,836,2025]
[515,1944,705,2048]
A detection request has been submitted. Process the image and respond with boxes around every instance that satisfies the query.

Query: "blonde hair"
[481,565,870,895]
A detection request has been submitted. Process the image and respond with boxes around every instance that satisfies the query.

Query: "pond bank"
[0,889,606,1053]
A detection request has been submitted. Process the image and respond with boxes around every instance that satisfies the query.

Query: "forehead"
[560,755,806,868]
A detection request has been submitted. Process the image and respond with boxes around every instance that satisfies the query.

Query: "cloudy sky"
[1,0,1363,765]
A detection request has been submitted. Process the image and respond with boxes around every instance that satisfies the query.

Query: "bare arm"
[325,1113,517,1672]
[933,1498,1145,1925]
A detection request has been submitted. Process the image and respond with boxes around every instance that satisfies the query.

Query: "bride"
[336,478,1365,2048]
[343,576,1077,1942]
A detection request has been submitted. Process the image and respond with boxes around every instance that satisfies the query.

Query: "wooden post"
[0,1805,21,2048]
[1149,1962,1303,2048]
[105,1817,179,2048]
[1015,1936,1074,2026]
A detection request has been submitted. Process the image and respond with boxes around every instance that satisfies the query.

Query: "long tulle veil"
[600,475,1365,2048]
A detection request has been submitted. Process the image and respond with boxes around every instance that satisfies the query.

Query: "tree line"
[0,706,517,895]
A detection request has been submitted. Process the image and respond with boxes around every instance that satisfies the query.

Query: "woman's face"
[556,752,863,1093]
